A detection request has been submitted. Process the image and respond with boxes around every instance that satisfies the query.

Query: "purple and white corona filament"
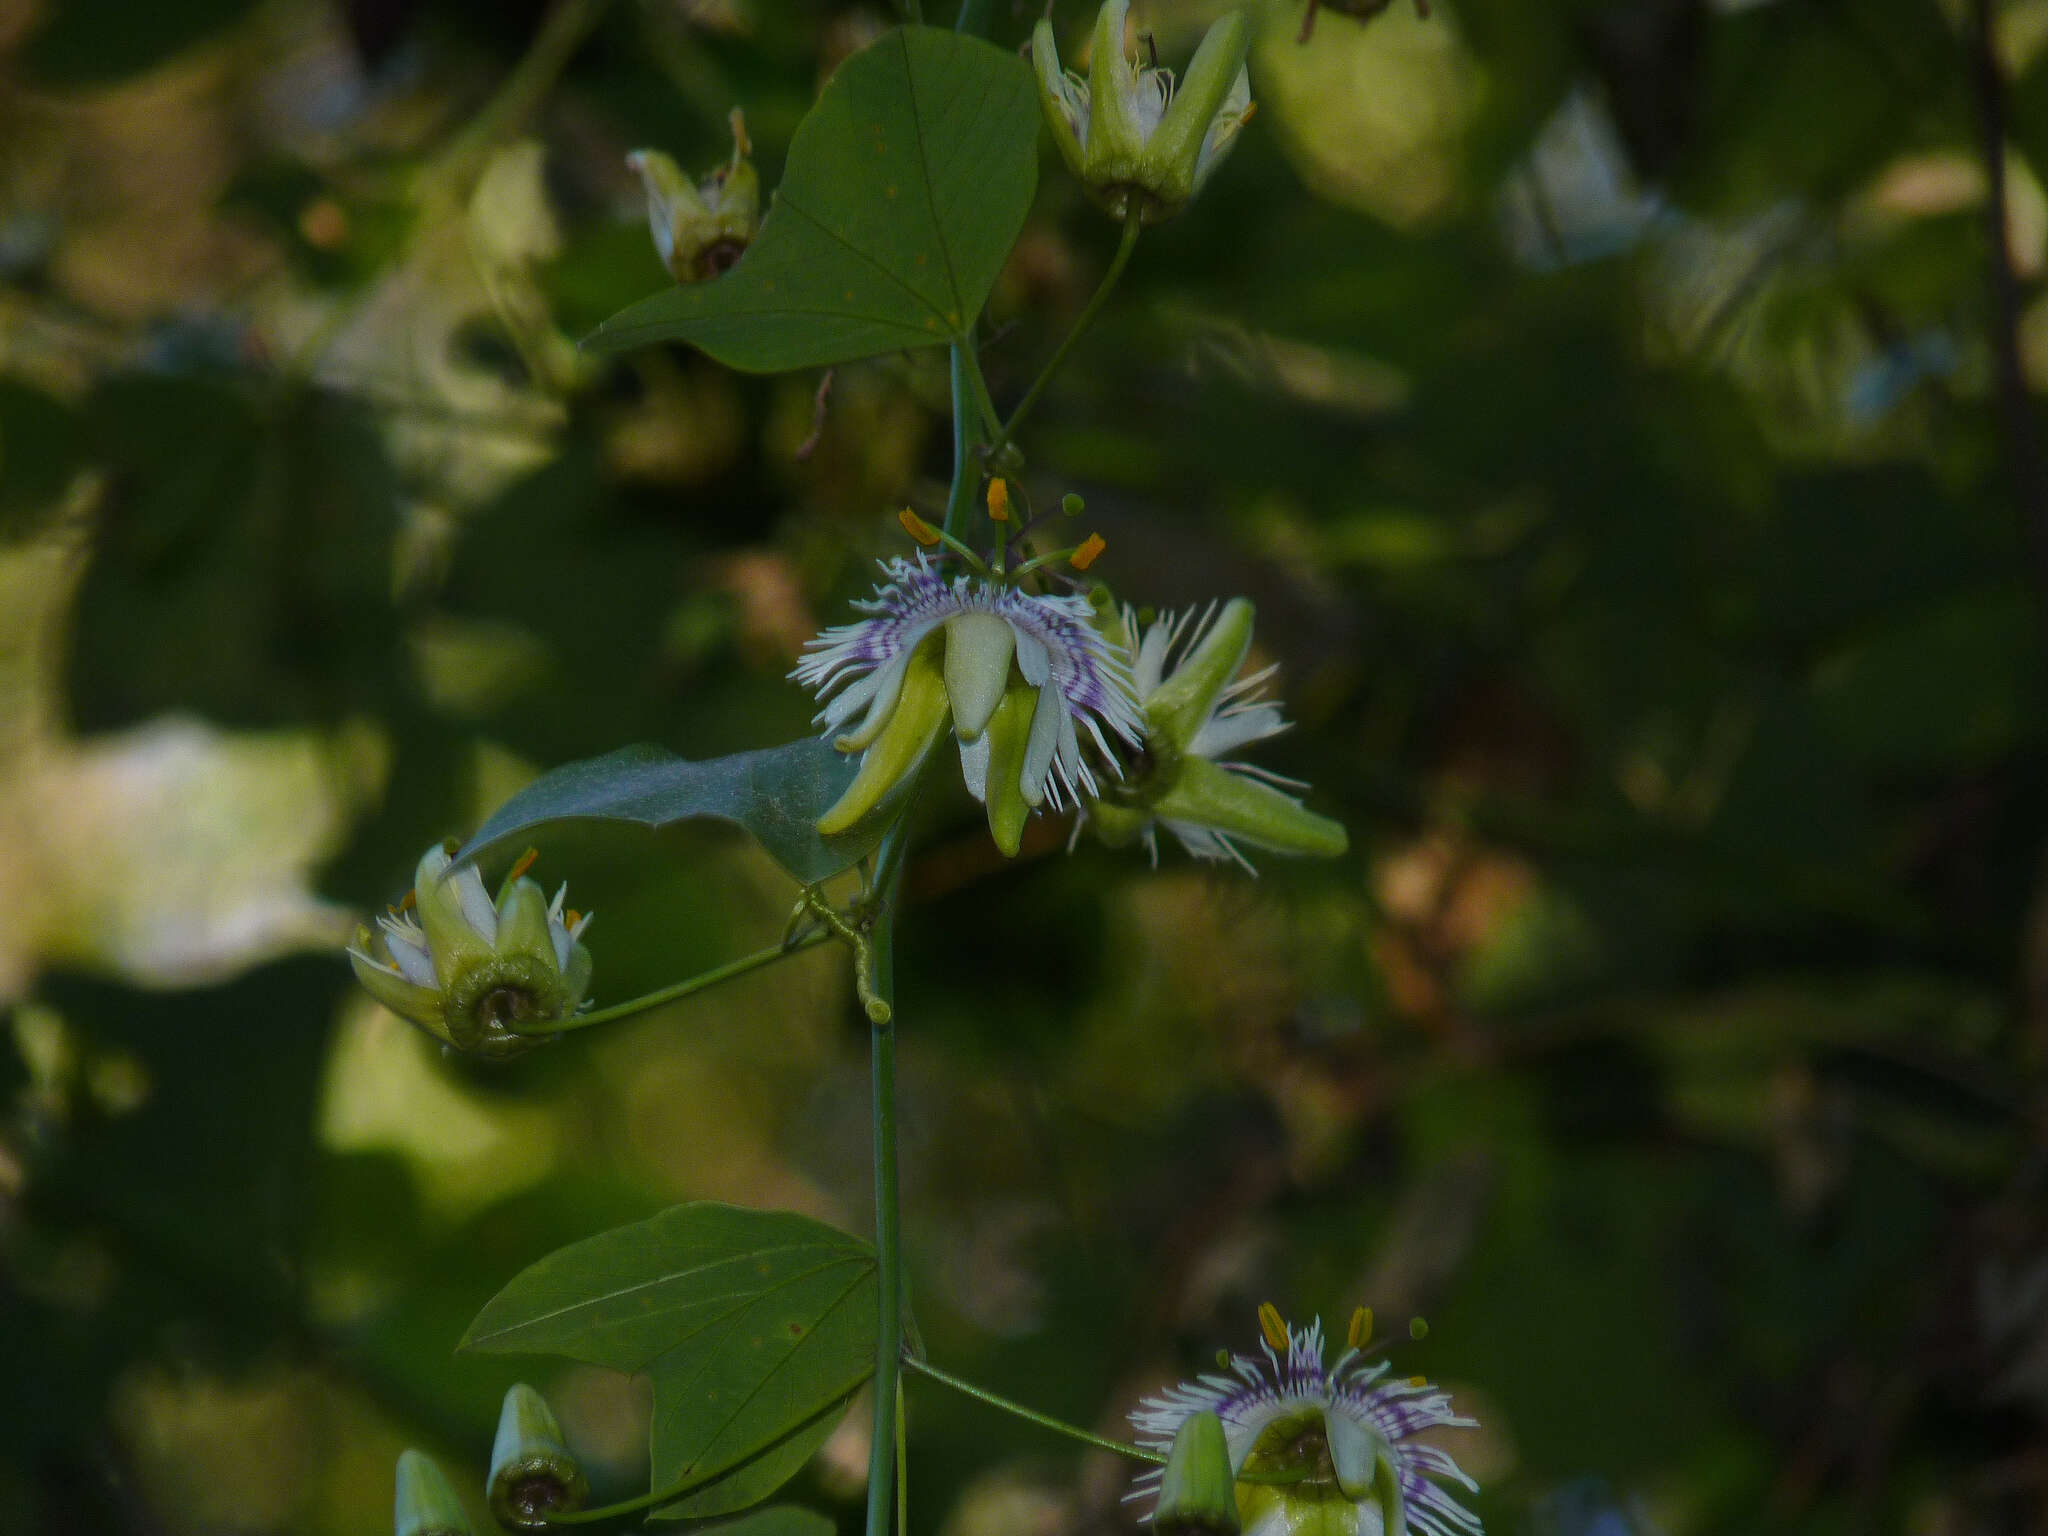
[1129,1309,1481,1536]
[793,556,1142,848]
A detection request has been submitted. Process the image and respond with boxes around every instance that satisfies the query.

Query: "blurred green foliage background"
[2,0,2045,1531]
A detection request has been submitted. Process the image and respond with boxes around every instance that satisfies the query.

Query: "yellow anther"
[398,890,417,912]
[1408,1375,1427,1389]
[898,507,941,546]
[986,477,1010,522]
[1257,1303,1288,1352]
[566,909,582,928]
[507,847,540,883]
[1348,1306,1373,1350]
[1069,532,1107,571]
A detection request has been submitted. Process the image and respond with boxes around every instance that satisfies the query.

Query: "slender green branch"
[942,346,982,539]
[960,342,1004,442]
[538,1408,844,1526]
[993,209,1142,453]
[426,0,616,192]
[903,1357,1310,1484]
[904,1357,1165,1465]
[863,822,910,1536]
[895,1387,910,1536]
[511,932,829,1035]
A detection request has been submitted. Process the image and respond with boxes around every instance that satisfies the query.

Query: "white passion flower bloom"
[348,843,592,1059]
[1084,598,1346,870]
[1033,0,1255,224]
[794,556,1143,856]
[1130,1309,1482,1536]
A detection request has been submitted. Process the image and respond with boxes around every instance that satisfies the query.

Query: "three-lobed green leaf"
[453,737,883,887]
[463,1204,877,1520]
[587,26,1039,369]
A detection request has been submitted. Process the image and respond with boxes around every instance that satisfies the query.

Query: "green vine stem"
[425,0,616,194]
[990,208,1143,456]
[508,931,829,1035]
[863,823,908,1536]
[903,1357,1311,1486]
[905,1357,1165,1465]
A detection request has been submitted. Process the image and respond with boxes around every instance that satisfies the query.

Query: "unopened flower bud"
[487,1383,589,1529]
[628,108,759,282]
[1033,2,1254,224]
[348,844,594,1059]
[395,1449,473,1536]
[1152,1411,1239,1536]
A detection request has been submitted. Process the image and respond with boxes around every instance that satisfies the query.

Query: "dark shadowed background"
[2,0,2045,1531]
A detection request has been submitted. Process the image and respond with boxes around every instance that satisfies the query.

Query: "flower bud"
[628,108,759,282]
[348,845,594,1059]
[1033,2,1254,224]
[1152,1411,1239,1536]
[487,1383,590,1529]
[395,1449,473,1536]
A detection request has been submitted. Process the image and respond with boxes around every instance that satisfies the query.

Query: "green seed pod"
[1152,1411,1239,1536]
[394,1449,473,1536]
[487,1383,589,1529]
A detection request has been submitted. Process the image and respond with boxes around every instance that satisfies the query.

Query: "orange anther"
[1069,532,1107,571]
[507,847,540,883]
[898,507,941,546]
[986,477,1010,522]
[1258,1303,1288,1352]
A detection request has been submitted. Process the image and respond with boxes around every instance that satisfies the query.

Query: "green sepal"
[1325,1405,1381,1502]
[1156,757,1348,858]
[1375,1443,1407,1536]
[411,847,496,992]
[817,638,949,836]
[349,926,448,1037]
[1086,0,1148,197]
[488,1383,589,1530]
[980,682,1040,857]
[1153,1410,1240,1536]
[494,879,559,973]
[1145,597,1254,748]
[1031,19,1087,177]
[395,1449,473,1536]
[1142,10,1250,208]
[944,611,1016,742]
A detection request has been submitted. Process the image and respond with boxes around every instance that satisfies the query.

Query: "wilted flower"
[1083,598,1346,870]
[793,555,1143,855]
[627,108,759,282]
[1130,1308,1481,1536]
[1032,0,1254,224]
[348,844,593,1058]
